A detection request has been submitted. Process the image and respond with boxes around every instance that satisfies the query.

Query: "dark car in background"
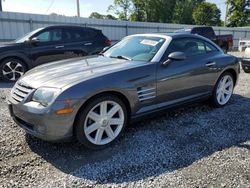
[0,25,111,81]
[8,33,239,149]
[176,26,233,53]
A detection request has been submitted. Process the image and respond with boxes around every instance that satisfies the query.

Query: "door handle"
[55,45,64,49]
[84,43,92,46]
[205,62,216,67]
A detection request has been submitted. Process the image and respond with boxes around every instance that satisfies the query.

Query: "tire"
[75,95,128,150]
[0,58,27,82]
[221,46,228,54]
[242,65,250,73]
[210,72,235,108]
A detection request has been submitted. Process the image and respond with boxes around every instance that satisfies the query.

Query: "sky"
[2,0,227,21]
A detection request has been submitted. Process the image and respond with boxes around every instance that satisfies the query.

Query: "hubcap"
[84,100,125,145]
[2,61,24,81]
[216,75,234,105]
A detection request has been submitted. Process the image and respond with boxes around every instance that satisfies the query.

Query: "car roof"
[130,32,210,41]
[44,25,99,31]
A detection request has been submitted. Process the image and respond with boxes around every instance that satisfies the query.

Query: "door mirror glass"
[30,37,40,44]
[168,52,186,61]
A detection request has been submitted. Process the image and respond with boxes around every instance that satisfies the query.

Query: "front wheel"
[0,58,27,82]
[75,95,128,149]
[210,72,235,108]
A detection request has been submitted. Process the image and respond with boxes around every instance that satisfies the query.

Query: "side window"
[36,31,50,42]
[205,42,218,53]
[62,28,97,42]
[35,29,62,42]
[166,38,206,58]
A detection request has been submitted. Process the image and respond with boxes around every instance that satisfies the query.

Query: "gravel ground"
[0,61,250,187]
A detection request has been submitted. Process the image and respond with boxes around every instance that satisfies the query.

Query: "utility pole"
[77,0,80,17]
[0,0,2,11]
[224,1,229,27]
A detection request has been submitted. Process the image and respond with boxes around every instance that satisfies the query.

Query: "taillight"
[105,39,112,46]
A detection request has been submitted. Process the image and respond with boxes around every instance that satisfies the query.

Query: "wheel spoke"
[108,104,120,118]
[95,129,104,144]
[85,123,99,135]
[100,101,107,117]
[217,91,222,102]
[10,73,15,81]
[88,111,101,122]
[2,70,12,75]
[224,81,232,89]
[105,126,115,139]
[15,71,24,76]
[109,118,124,125]
[5,62,13,70]
[224,89,231,95]
[14,63,22,70]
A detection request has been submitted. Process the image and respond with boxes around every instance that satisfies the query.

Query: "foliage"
[107,0,132,20]
[172,0,205,24]
[89,12,117,20]
[226,0,250,27]
[192,2,221,26]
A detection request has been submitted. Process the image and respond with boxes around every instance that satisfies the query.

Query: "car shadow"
[26,94,250,184]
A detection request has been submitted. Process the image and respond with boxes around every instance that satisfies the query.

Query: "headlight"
[32,87,61,107]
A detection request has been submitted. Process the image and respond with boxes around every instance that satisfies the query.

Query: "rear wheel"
[210,72,234,108]
[75,95,128,149]
[0,58,27,82]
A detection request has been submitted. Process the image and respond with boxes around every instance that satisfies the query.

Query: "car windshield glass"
[104,36,166,62]
[15,28,43,43]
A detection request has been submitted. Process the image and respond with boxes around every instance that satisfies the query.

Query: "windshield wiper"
[110,55,132,61]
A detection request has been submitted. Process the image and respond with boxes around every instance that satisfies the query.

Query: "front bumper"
[8,101,75,142]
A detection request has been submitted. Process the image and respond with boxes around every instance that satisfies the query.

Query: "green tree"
[226,0,250,27]
[172,0,205,24]
[89,12,117,20]
[130,0,176,23]
[105,14,117,20]
[89,12,105,19]
[192,2,221,26]
[108,0,132,20]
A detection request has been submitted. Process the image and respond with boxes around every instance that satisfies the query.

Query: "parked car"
[242,47,250,73]
[0,25,111,81]
[8,33,239,149]
[239,39,250,52]
[175,26,233,53]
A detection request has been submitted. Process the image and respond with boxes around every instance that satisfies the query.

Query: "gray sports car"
[8,33,239,149]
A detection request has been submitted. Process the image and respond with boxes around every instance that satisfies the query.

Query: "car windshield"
[104,36,166,62]
[15,28,43,43]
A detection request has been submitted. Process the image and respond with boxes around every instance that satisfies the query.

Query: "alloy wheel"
[2,61,25,81]
[84,100,125,145]
[216,75,234,105]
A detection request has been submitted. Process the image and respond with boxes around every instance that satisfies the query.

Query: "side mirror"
[162,52,186,66]
[30,37,40,44]
[103,46,109,51]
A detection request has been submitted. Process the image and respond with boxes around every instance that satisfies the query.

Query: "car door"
[29,28,67,66]
[60,27,96,59]
[156,37,219,107]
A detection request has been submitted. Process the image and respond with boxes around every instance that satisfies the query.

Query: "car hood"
[19,55,144,89]
[0,42,25,50]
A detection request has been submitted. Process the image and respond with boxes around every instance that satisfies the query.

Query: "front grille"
[11,82,34,103]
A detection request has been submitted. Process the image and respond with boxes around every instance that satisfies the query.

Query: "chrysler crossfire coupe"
[8,33,239,149]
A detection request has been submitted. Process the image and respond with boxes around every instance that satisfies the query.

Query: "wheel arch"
[0,55,30,69]
[73,90,132,135]
[221,68,237,85]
